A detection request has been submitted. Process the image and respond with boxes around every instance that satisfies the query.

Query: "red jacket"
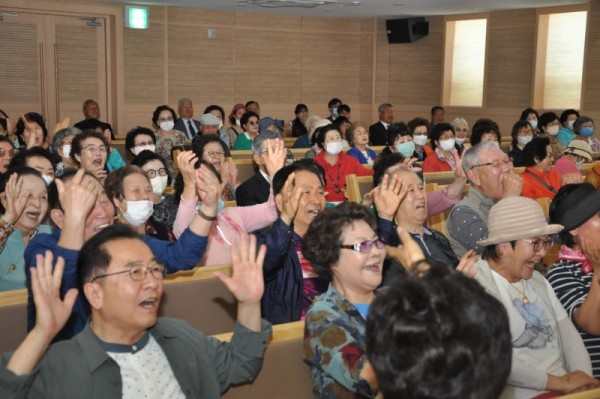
[521,167,561,200]
[314,151,373,202]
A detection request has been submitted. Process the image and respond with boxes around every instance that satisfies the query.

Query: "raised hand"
[0,173,28,225]
[103,128,112,147]
[176,150,198,200]
[21,113,39,149]
[371,173,405,221]
[56,168,100,222]
[195,164,220,210]
[52,117,70,140]
[456,249,479,277]
[228,161,239,188]
[401,157,422,172]
[219,159,233,190]
[263,138,287,178]
[454,152,467,179]
[92,165,107,183]
[385,227,426,270]
[278,172,303,226]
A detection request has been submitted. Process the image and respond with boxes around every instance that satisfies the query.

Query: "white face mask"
[120,200,154,227]
[41,174,54,186]
[332,107,338,116]
[218,121,223,129]
[159,121,175,132]
[454,137,466,145]
[567,120,575,130]
[325,141,343,155]
[576,160,585,169]
[133,144,156,156]
[517,135,533,146]
[547,125,560,136]
[413,135,428,146]
[150,175,168,196]
[62,144,72,158]
[438,138,455,152]
[235,119,241,126]
[490,141,500,148]
[529,120,538,130]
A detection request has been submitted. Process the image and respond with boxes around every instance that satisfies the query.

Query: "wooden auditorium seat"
[0,289,28,353]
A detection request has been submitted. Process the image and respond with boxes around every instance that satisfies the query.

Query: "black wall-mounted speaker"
[386,17,429,43]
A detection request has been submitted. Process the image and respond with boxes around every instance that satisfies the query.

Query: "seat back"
[0,289,28,353]
[345,174,373,204]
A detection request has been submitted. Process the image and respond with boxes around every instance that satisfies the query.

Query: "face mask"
[455,137,466,145]
[413,135,428,146]
[325,141,343,155]
[576,160,585,169]
[332,107,338,116]
[581,126,595,137]
[517,135,533,146]
[121,200,154,227]
[41,174,54,186]
[529,120,538,130]
[133,144,156,156]
[438,138,455,152]
[490,141,500,148]
[396,141,415,158]
[235,119,241,126]
[159,121,174,132]
[568,120,575,130]
[219,121,223,130]
[150,175,168,196]
[62,144,71,158]
[547,125,559,136]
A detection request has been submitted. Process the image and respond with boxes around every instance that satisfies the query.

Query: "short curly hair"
[301,202,375,281]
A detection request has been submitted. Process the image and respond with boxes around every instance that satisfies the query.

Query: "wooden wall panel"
[374,19,389,105]
[388,16,443,107]
[582,1,600,115]
[359,19,374,106]
[486,9,536,108]
[0,21,39,103]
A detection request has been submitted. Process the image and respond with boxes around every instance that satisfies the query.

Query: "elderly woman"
[305,119,331,159]
[538,112,565,161]
[313,124,373,203]
[293,115,321,149]
[474,196,599,398]
[521,137,561,200]
[152,105,189,178]
[292,103,309,138]
[573,116,600,152]
[226,103,246,147]
[548,184,600,378]
[125,126,156,160]
[131,151,177,240]
[471,118,501,147]
[508,120,535,167]
[450,116,470,153]
[407,117,430,161]
[52,127,80,176]
[193,134,238,201]
[554,140,592,177]
[172,143,284,267]
[9,147,55,185]
[346,122,376,165]
[0,168,52,291]
[70,130,109,184]
[15,113,47,150]
[302,202,384,398]
[0,137,16,173]
[422,123,460,172]
[232,111,260,150]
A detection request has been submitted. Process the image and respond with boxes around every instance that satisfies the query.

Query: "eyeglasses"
[206,151,225,158]
[471,158,513,169]
[91,263,166,282]
[248,121,259,126]
[521,238,554,252]
[145,168,167,178]
[340,238,385,254]
[82,144,108,153]
[0,148,17,158]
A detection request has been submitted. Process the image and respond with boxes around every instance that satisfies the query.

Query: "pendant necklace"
[511,280,530,305]
[326,162,341,193]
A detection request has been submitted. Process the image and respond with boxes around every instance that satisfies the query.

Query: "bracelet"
[197,208,217,221]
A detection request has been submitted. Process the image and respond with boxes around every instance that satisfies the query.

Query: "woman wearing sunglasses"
[232,111,260,150]
[302,201,386,397]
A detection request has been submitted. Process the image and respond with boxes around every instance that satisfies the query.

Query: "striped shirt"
[547,259,600,377]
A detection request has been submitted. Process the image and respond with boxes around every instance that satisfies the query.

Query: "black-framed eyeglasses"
[521,238,554,252]
[471,158,513,169]
[0,148,17,158]
[145,168,167,178]
[340,238,385,254]
[91,263,166,282]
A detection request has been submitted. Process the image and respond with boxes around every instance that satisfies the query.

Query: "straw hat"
[563,140,593,162]
[477,196,563,246]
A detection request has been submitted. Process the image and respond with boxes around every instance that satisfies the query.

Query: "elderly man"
[74,99,114,139]
[24,166,219,341]
[473,196,598,398]
[174,98,200,140]
[447,141,523,257]
[236,130,282,207]
[198,113,232,148]
[369,103,394,146]
[1,225,271,398]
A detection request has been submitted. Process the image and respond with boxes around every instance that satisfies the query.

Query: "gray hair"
[574,116,594,133]
[305,115,321,134]
[52,127,82,149]
[378,103,393,113]
[462,141,500,173]
[82,99,97,111]
[177,98,192,108]
[252,130,282,154]
[450,117,469,129]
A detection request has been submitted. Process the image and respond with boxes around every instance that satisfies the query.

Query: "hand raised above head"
[56,168,100,221]
[176,150,198,189]
[371,173,405,221]
[1,173,28,226]
[53,117,70,136]
[263,138,287,178]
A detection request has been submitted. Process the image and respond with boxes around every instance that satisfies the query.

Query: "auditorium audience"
[345,122,376,165]
[292,103,309,138]
[422,122,460,172]
[152,104,189,178]
[557,108,580,147]
[508,120,534,167]
[538,111,565,161]
[548,183,600,377]
[520,137,561,200]
[312,125,373,203]
[407,117,430,161]
[448,141,522,257]
[573,116,600,152]
[553,139,592,177]
[226,103,246,147]
[70,130,109,184]
[473,196,599,398]
[233,111,260,150]
[52,127,80,176]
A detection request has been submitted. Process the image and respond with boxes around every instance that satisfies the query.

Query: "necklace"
[325,160,341,193]
[510,280,530,305]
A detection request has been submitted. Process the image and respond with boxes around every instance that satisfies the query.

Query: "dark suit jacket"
[369,121,388,146]
[175,118,201,140]
[236,172,270,207]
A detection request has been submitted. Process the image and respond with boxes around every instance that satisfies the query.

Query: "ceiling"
[105,0,585,18]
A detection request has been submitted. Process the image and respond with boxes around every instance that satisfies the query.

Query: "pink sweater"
[173,193,278,266]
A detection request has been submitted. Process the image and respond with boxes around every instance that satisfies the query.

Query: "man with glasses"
[447,141,523,257]
[2,224,272,397]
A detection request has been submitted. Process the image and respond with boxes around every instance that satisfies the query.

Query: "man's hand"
[279,172,303,226]
[371,173,405,221]
[386,227,426,270]
[501,173,523,198]
[0,173,28,225]
[263,139,287,178]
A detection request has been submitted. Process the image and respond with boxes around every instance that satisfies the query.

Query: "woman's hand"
[547,370,600,393]
[371,173,405,221]
[52,117,70,141]
[20,113,38,149]
[220,159,234,190]
[0,173,28,226]
[456,249,479,277]
[196,164,220,211]
[228,161,239,188]
[176,151,198,200]
[263,138,287,178]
